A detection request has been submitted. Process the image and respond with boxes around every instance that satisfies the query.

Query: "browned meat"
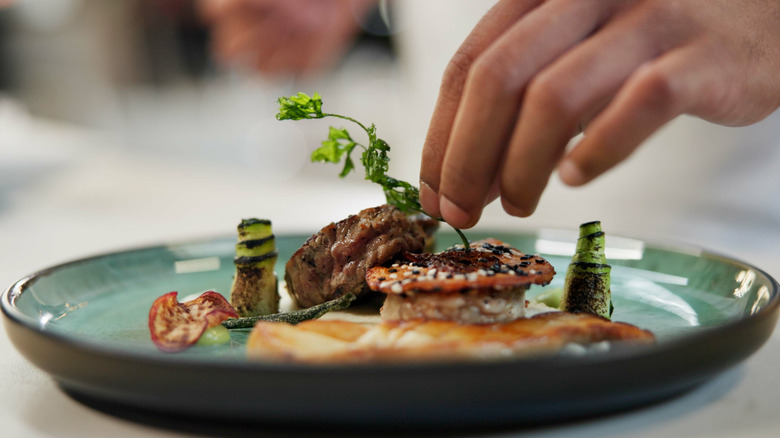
[285,205,437,308]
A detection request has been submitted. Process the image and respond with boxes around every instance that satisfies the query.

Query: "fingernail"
[440,196,471,228]
[501,198,528,218]
[419,181,440,217]
[558,159,586,186]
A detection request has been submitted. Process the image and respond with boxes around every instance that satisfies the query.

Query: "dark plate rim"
[2,229,779,375]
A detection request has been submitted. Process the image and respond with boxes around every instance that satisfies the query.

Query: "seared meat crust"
[285,205,436,308]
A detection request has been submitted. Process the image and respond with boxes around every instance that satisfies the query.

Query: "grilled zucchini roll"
[230,218,279,317]
[561,221,612,319]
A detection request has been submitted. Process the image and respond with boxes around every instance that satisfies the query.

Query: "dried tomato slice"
[148,291,239,352]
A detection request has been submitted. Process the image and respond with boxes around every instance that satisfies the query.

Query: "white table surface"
[2,113,780,438]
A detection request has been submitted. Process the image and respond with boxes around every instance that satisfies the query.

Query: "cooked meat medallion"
[285,204,438,308]
[366,238,556,323]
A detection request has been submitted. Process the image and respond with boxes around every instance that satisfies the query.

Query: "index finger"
[419,0,543,218]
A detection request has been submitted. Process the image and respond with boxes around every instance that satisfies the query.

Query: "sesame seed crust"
[366,238,555,295]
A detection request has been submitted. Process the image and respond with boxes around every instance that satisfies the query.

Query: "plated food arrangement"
[4,219,778,426]
[3,92,778,425]
[149,208,656,362]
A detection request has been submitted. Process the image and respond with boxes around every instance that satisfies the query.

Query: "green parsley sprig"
[276,92,469,248]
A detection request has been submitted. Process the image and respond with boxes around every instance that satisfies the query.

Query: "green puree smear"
[197,325,231,346]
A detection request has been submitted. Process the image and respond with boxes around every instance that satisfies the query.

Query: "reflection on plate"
[2,230,779,427]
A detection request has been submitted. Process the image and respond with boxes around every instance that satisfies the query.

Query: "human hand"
[199,0,376,75]
[419,0,780,229]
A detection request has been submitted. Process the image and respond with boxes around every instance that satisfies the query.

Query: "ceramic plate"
[2,230,779,427]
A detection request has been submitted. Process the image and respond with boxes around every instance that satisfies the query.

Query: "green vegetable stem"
[222,293,357,330]
[560,221,613,319]
[276,92,470,249]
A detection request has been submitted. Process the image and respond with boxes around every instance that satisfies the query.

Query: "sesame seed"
[391,283,403,293]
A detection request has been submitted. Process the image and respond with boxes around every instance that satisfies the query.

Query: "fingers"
[204,1,284,69]
[198,0,235,21]
[199,0,272,23]
[498,0,689,216]
[202,0,362,75]
[423,0,780,227]
[558,43,717,186]
[419,0,545,219]
[432,0,617,227]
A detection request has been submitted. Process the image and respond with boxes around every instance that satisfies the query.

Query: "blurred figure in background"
[199,0,378,77]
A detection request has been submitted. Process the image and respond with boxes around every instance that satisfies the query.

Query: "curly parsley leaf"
[362,136,389,183]
[276,92,324,120]
[382,178,422,213]
[312,127,359,177]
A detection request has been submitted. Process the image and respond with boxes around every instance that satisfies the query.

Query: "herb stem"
[429,215,470,250]
[453,227,470,249]
[323,113,371,136]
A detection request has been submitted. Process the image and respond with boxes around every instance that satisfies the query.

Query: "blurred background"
[0,0,412,287]
[2,0,780,289]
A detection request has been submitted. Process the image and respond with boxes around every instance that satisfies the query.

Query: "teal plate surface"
[2,230,779,427]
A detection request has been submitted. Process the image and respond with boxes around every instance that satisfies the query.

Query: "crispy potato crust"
[246,312,655,364]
